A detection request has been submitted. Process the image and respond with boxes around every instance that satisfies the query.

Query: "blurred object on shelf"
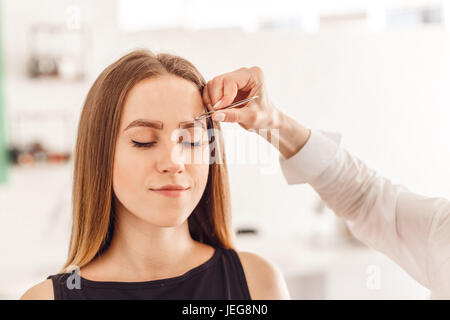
[236,227,259,236]
[26,23,90,81]
[27,54,58,78]
[8,140,70,166]
[386,5,442,27]
[8,108,75,167]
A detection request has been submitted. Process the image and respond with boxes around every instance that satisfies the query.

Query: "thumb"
[211,108,255,123]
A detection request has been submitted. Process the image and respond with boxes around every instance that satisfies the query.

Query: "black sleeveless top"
[46,247,251,300]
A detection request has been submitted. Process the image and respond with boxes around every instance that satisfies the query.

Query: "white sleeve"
[279,129,450,297]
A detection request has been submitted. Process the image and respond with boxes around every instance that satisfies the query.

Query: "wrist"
[264,110,311,160]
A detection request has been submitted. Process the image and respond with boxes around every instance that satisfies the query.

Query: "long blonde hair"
[59,49,235,273]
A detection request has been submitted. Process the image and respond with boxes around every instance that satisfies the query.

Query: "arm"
[199,65,450,297]
[20,279,54,300]
[274,113,450,297]
[237,251,291,300]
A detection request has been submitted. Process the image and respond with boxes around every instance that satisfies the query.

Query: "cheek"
[190,164,210,196]
[112,145,149,197]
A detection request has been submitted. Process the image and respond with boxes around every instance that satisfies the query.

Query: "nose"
[155,138,186,175]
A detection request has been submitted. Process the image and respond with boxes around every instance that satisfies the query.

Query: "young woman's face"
[113,75,210,227]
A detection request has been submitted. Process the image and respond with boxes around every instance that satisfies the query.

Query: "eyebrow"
[123,119,206,131]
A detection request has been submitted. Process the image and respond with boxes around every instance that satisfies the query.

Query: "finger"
[202,85,213,111]
[211,108,257,124]
[207,77,224,108]
[214,68,261,109]
[207,66,263,110]
[214,78,238,110]
[228,67,263,93]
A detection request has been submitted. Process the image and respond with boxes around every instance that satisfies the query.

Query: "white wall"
[1,0,448,299]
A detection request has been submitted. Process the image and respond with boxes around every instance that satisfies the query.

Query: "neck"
[97,205,199,280]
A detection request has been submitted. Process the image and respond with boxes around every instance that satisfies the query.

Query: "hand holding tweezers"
[194,95,259,121]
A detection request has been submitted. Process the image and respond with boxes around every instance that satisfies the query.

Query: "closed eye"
[131,140,157,148]
[131,140,202,148]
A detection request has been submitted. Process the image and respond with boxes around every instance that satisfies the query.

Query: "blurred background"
[1,0,450,299]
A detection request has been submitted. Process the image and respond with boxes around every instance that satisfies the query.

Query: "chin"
[142,211,190,228]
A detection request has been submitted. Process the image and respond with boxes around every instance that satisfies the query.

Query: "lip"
[150,185,190,198]
[152,184,189,191]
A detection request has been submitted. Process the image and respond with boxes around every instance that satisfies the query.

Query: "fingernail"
[212,113,225,121]
[213,99,222,109]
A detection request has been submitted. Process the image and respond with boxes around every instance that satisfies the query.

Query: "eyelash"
[131,140,202,148]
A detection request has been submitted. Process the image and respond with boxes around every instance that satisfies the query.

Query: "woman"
[20,49,290,300]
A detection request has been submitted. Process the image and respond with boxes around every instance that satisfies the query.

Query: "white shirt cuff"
[279,128,342,185]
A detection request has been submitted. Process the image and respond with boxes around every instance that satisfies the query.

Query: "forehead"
[120,75,204,130]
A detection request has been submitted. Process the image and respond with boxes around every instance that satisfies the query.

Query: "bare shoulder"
[20,279,54,300]
[237,251,291,300]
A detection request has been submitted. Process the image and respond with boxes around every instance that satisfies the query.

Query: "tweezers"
[194,95,259,121]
